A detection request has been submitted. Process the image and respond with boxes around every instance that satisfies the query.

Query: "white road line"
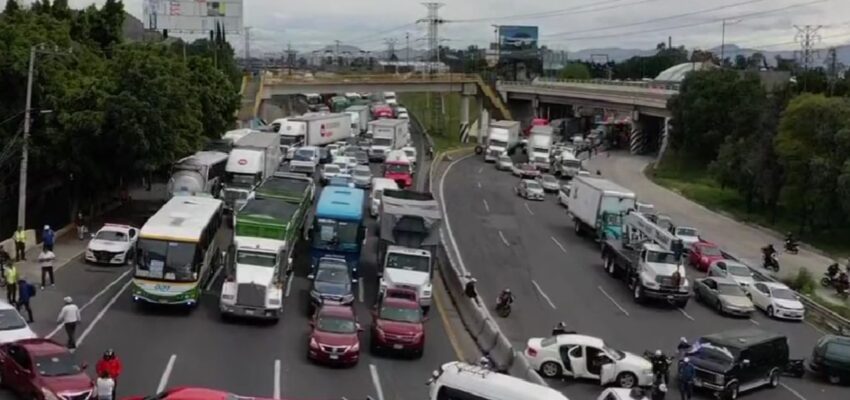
[531,280,557,310]
[439,153,475,276]
[482,199,490,213]
[46,269,132,339]
[550,236,567,253]
[524,202,534,215]
[358,280,365,303]
[749,318,760,326]
[157,354,177,393]
[498,230,509,246]
[678,308,695,321]
[477,167,483,174]
[597,286,630,317]
[369,364,385,400]
[78,279,133,346]
[273,359,282,399]
[780,382,808,400]
[477,182,482,188]
[284,272,295,298]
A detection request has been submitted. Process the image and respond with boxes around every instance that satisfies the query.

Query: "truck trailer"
[369,119,407,162]
[345,105,371,134]
[289,113,352,147]
[223,132,283,212]
[484,120,521,162]
[567,176,637,241]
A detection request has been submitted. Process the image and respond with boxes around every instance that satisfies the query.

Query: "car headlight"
[643,280,660,289]
[342,294,355,303]
[310,290,321,300]
[221,294,235,301]
[421,289,432,298]
[41,387,60,400]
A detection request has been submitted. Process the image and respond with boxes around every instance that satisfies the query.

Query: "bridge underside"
[263,81,478,98]
[505,91,670,119]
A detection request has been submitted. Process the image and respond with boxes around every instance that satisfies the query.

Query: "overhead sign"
[143,0,244,34]
[498,26,539,60]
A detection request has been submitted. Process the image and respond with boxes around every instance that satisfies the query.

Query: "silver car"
[515,179,544,201]
[707,260,756,288]
[694,277,755,316]
[496,155,513,171]
[351,165,373,188]
[537,174,560,192]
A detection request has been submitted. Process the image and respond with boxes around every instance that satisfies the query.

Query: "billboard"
[498,26,538,59]
[143,0,244,34]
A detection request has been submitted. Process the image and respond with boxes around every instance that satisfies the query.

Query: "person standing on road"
[677,337,691,358]
[95,370,115,400]
[677,357,695,400]
[38,247,56,289]
[4,263,18,305]
[42,225,55,252]
[16,279,34,323]
[96,349,122,399]
[75,212,87,240]
[14,227,27,261]
[56,296,81,349]
[464,275,479,306]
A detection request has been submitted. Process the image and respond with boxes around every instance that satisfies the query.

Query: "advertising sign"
[498,26,539,59]
[143,0,244,34]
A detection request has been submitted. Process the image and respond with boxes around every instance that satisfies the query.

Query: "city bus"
[309,186,365,282]
[132,196,224,308]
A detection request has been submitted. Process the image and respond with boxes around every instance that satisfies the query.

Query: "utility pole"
[335,39,342,67]
[828,47,838,95]
[406,32,411,64]
[720,19,741,68]
[384,38,398,61]
[418,2,445,73]
[795,25,823,71]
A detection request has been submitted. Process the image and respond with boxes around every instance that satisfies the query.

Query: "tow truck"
[600,211,691,307]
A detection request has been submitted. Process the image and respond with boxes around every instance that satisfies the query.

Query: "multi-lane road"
[440,152,850,400]
[2,124,465,400]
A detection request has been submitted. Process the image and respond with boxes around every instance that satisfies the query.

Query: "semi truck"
[377,190,442,312]
[567,176,637,241]
[551,150,582,178]
[600,211,690,307]
[484,120,521,162]
[345,105,371,135]
[223,133,283,212]
[528,125,554,171]
[369,119,407,162]
[220,174,314,321]
[289,113,352,147]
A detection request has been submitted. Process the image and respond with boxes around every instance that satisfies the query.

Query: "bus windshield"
[312,219,360,251]
[135,239,199,282]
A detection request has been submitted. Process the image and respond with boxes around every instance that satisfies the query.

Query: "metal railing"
[531,77,681,91]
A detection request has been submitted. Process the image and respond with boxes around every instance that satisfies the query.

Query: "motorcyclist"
[551,321,576,336]
[648,349,671,384]
[478,356,493,370]
[677,337,691,358]
[838,272,850,294]
[497,288,514,308]
[762,244,778,269]
[464,276,479,306]
[784,232,798,250]
[828,263,841,279]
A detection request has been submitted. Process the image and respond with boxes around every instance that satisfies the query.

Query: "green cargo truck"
[330,96,351,113]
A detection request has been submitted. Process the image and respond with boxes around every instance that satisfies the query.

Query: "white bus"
[132,196,224,308]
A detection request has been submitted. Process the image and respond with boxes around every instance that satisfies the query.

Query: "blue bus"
[310,186,365,282]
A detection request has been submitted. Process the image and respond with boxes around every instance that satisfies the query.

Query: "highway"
[440,153,850,400]
[1,124,463,400]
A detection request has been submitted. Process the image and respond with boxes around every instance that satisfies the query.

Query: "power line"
[449,0,647,23]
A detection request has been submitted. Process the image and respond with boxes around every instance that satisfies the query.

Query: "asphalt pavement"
[440,153,850,400]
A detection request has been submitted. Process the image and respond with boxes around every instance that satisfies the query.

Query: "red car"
[307,304,362,366]
[125,387,276,400]
[689,242,725,271]
[370,289,427,357]
[0,339,93,400]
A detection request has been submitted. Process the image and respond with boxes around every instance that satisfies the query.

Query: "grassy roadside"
[399,92,479,152]
[647,152,850,257]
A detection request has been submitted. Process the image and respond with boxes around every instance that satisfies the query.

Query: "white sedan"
[0,301,36,343]
[525,334,654,388]
[745,281,806,320]
[85,223,138,265]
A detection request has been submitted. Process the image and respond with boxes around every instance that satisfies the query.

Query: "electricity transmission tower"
[384,38,398,61]
[418,2,445,67]
[794,25,822,71]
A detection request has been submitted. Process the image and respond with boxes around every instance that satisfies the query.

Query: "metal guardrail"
[532,77,681,91]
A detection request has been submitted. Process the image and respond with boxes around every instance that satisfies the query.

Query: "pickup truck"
[600,240,690,307]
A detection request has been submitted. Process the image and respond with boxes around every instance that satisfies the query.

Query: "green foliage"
[612,46,688,80]
[3,0,20,15]
[559,62,591,80]
[783,268,816,295]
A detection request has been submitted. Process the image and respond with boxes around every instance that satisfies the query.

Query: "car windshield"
[646,250,677,264]
[771,287,797,300]
[693,340,738,366]
[727,265,752,277]
[490,139,507,148]
[355,151,368,160]
[541,175,557,184]
[35,354,81,377]
[227,173,257,188]
[0,309,27,330]
[526,181,542,190]
[353,169,371,178]
[385,253,430,273]
[95,230,126,242]
[699,245,721,256]
[279,136,299,146]
[718,283,746,296]
[386,164,410,174]
[404,150,415,158]
[677,228,698,237]
[324,165,340,173]
[236,250,276,268]
[317,316,356,334]
[541,337,558,347]
[135,239,198,282]
[373,138,392,146]
[603,345,626,361]
[294,149,315,161]
[316,265,350,284]
[380,305,422,323]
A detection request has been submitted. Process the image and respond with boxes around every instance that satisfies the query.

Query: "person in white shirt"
[38,248,56,289]
[56,296,81,349]
[96,371,115,400]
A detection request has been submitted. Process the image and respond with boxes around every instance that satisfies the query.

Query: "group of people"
[641,338,697,400]
[0,227,59,323]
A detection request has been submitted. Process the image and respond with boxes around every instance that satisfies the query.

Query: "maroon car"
[370,289,427,357]
[0,339,93,400]
[512,163,541,178]
[689,241,725,272]
[307,304,362,366]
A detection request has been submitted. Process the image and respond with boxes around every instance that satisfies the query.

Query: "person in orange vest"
[96,349,122,399]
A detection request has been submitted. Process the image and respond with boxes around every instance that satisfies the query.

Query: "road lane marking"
[285,272,294,297]
[358,280,365,303]
[780,382,808,400]
[678,308,695,321]
[524,202,534,215]
[482,199,490,213]
[369,364,385,400]
[46,269,132,339]
[78,279,133,346]
[597,286,630,317]
[433,281,466,361]
[532,280,557,310]
[550,236,567,253]
[749,318,760,325]
[439,152,475,276]
[274,359,281,399]
[157,354,177,393]
[477,167,483,174]
[498,230,509,246]
[477,182,482,188]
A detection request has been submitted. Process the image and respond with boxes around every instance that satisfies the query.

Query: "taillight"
[526,347,538,357]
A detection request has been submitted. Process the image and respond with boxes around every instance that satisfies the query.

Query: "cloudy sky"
[21,0,850,54]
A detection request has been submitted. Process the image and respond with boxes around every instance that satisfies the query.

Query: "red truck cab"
[372,104,394,119]
[370,288,426,357]
[384,151,413,188]
[523,118,549,136]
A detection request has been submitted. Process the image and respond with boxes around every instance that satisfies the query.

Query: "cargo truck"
[278,118,306,160]
[223,133,283,213]
[330,96,351,113]
[567,176,637,241]
[377,190,442,312]
[369,119,407,162]
[528,125,554,171]
[220,174,314,321]
[167,151,229,198]
[600,211,690,307]
[345,105,371,135]
[289,113,352,147]
[484,120,521,162]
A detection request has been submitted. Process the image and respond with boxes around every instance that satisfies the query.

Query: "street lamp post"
[720,19,742,67]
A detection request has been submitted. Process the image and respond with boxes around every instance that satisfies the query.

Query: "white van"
[369,177,399,217]
[428,362,569,400]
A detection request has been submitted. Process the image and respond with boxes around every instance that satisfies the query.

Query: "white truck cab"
[220,236,286,320]
[637,242,689,294]
[379,246,433,309]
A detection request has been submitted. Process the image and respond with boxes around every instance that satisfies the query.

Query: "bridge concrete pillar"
[531,97,540,116]
[476,96,487,144]
[657,117,672,160]
[630,113,646,155]
[460,94,471,142]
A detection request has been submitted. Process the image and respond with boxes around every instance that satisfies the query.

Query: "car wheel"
[606,257,616,277]
[716,301,724,314]
[574,220,581,236]
[767,306,774,318]
[694,289,702,302]
[725,382,740,400]
[768,369,780,387]
[828,373,842,384]
[616,372,638,388]
[539,361,562,378]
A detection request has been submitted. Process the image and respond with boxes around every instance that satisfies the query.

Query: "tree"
[51,0,71,20]
[559,62,591,79]
[690,49,718,63]
[734,54,747,70]
[3,0,20,16]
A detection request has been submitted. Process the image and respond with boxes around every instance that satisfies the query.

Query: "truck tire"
[573,219,582,236]
[605,256,617,277]
[632,284,644,304]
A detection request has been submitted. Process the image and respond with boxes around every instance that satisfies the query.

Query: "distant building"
[377,61,449,73]
[122,12,161,42]
[654,62,716,82]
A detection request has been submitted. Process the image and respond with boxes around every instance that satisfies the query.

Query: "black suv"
[689,328,788,399]
[807,334,850,384]
[308,256,354,314]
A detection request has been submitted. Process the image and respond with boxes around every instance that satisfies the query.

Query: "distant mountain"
[568,47,658,62]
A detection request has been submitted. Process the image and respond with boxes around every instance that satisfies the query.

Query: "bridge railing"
[263,71,479,84]
[531,77,681,91]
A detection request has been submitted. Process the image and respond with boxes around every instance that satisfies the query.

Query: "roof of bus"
[316,187,365,221]
[141,196,223,241]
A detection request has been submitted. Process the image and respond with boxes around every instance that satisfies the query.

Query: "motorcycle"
[495,295,513,318]
[784,239,799,254]
[763,252,780,272]
[783,359,805,378]
[821,271,840,288]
